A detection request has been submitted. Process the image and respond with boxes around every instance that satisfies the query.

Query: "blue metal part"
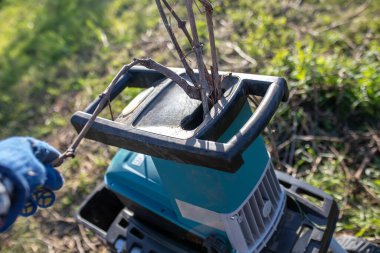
[105,101,269,238]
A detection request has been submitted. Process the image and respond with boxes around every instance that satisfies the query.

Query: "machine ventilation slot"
[119,218,129,229]
[130,228,144,239]
[223,163,286,253]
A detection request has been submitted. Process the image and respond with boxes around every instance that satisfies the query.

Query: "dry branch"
[199,0,221,99]
[160,0,220,113]
[277,135,343,151]
[226,42,258,67]
[354,139,377,180]
[185,0,210,116]
[135,58,201,100]
[161,0,194,44]
[155,0,198,86]
[78,224,98,252]
[52,60,139,166]
[54,0,224,166]
[315,1,370,35]
[73,236,85,253]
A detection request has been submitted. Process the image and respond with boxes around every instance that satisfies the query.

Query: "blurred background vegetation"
[0,0,379,252]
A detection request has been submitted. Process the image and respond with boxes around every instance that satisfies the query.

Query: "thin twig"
[183,48,195,59]
[310,156,322,175]
[330,146,352,179]
[107,98,114,121]
[267,128,283,170]
[330,146,351,218]
[277,135,343,150]
[359,181,380,204]
[371,131,380,152]
[283,162,296,176]
[287,113,298,166]
[315,1,370,34]
[226,42,258,67]
[185,0,210,117]
[135,58,201,99]
[74,236,85,253]
[295,135,343,142]
[78,224,98,252]
[50,210,77,223]
[161,0,213,87]
[161,0,194,44]
[155,0,198,86]
[199,0,221,99]
[354,139,377,180]
[52,60,139,166]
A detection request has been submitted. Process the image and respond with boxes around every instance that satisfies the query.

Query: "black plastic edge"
[273,171,340,253]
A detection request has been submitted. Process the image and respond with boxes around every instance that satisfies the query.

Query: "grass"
[0,0,379,251]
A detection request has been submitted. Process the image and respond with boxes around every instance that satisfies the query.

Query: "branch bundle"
[155,0,222,115]
[53,0,222,166]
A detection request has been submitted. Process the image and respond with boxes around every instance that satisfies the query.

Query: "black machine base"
[77,171,339,253]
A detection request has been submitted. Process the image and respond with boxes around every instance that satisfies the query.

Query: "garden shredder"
[72,66,340,253]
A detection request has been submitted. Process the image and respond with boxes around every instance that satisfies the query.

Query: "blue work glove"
[0,137,64,232]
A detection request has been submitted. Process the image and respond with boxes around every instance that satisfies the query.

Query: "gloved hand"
[0,137,64,232]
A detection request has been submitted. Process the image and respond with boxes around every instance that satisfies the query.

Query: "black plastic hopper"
[71,66,288,172]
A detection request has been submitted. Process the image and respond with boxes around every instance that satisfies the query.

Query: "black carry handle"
[71,67,288,172]
[224,77,288,159]
[186,76,288,171]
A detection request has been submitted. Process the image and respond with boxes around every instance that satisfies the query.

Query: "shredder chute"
[74,67,339,253]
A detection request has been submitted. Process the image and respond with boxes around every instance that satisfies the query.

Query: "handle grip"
[224,78,288,158]
[71,67,288,172]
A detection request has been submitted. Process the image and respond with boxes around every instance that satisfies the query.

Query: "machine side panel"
[153,102,270,214]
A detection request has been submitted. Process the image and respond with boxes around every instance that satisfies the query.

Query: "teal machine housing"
[72,67,293,252]
[105,102,270,240]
